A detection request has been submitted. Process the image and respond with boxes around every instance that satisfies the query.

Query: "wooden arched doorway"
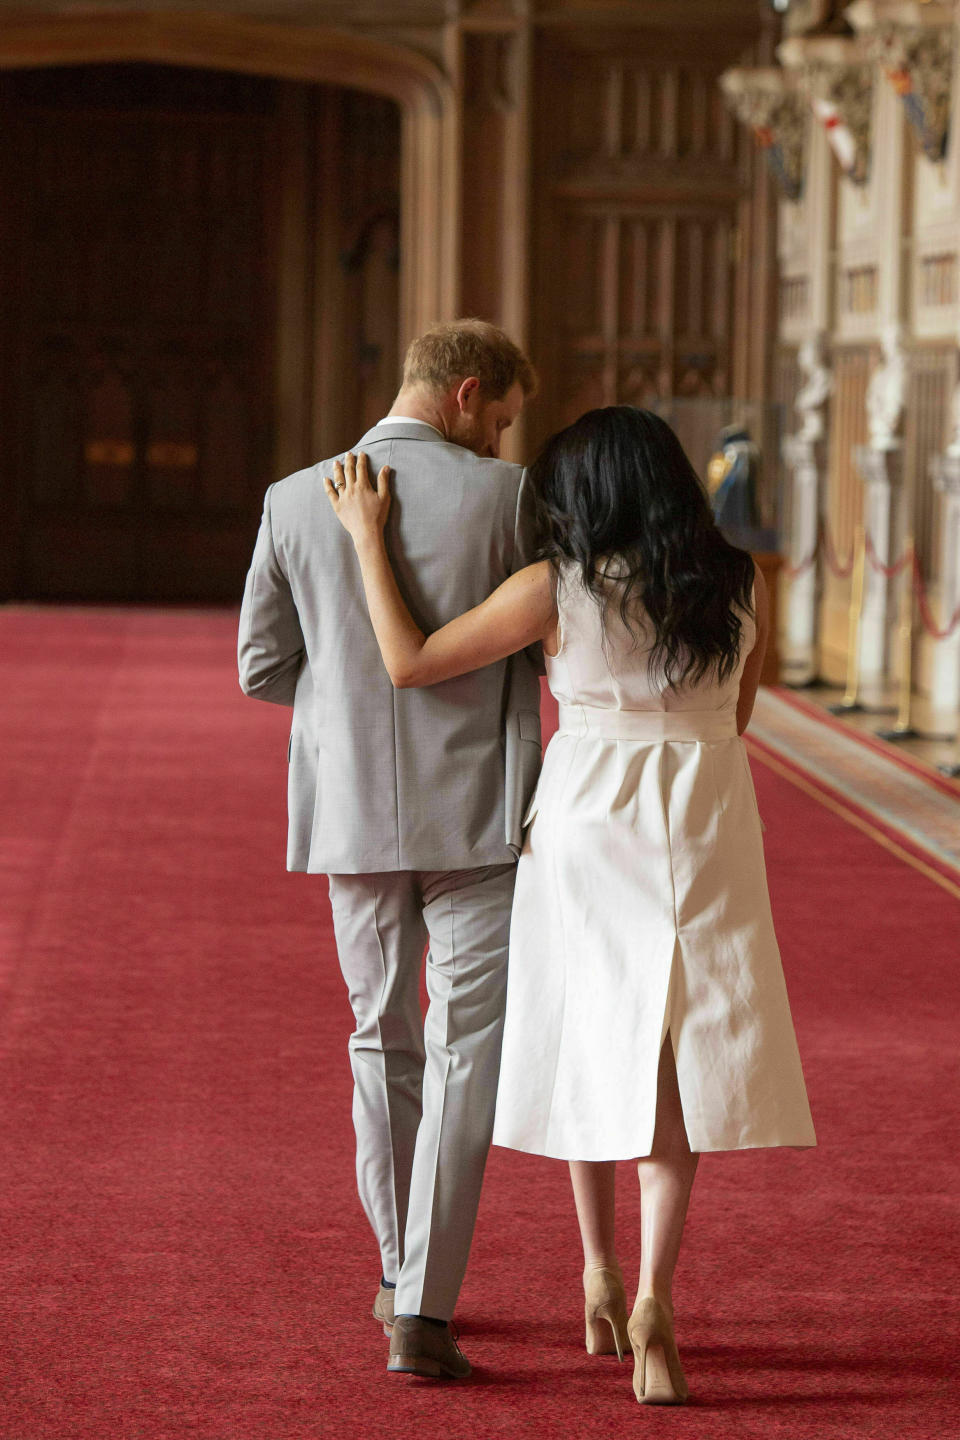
[0,15,454,602]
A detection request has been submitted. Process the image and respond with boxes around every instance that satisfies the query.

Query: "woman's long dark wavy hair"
[529,406,755,687]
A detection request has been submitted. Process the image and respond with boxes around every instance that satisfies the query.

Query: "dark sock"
[380,1276,396,1290]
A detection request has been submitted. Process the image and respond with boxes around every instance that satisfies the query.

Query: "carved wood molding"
[550,173,745,203]
[0,13,444,107]
[529,0,767,29]
[0,12,457,342]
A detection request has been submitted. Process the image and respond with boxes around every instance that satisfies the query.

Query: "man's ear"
[455,376,481,412]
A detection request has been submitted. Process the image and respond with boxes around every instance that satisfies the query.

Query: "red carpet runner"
[1,608,957,1439]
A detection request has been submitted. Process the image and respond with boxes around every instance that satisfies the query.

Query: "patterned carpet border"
[748,688,960,883]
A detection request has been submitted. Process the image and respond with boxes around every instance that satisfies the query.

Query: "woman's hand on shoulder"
[324,451,391,546]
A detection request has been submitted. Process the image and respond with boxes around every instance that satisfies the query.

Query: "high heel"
[627,1296,689,1404]
[583,1264,629,1362]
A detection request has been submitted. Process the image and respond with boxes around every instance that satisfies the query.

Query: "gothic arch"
[0,11,457,343]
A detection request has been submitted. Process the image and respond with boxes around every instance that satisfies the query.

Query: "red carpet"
[1,607,957,1439]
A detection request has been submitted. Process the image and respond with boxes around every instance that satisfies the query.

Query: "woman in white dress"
[325,406,816,1405]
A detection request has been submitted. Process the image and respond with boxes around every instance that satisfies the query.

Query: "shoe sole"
[387,1357,471,1379]
[631,1342,687,1405]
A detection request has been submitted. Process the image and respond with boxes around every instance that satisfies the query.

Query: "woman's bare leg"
[568,1160,618,1268]
[570,1159,629,1358]
[635,1037,699,1312]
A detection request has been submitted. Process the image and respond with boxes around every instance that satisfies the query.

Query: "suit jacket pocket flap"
[518,708,541,744]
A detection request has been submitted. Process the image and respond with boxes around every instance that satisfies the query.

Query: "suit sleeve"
[512,466,546,675]
[512,466,540,570]
[237,483,306,707]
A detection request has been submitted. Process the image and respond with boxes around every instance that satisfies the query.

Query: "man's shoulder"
[322,437,524,485]
[268,444,524,501]
[271,462,323,496]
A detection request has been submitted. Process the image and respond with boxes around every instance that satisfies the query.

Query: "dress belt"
[556,703,738,742]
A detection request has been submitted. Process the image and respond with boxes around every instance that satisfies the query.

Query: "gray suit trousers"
[327,863,515,1321]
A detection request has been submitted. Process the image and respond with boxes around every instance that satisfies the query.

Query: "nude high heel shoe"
[583,1264,629,1362]
[627,1296,689,1404]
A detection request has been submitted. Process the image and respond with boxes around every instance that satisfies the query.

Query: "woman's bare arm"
[736,561,769,735]
[325,451,557,687]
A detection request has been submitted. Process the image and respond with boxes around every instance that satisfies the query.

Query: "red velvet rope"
[864,532,912,580]
[780,525,960,639]
[912,553,960,641]
[821,521,855,580]
[782,522,820,580]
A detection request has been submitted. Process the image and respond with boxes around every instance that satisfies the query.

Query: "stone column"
[782,332,832,674]
[930,433,960,715]
[859,320,909,680]
[844,0,957,692]
[856,442,904,682]
[783,437,825,666]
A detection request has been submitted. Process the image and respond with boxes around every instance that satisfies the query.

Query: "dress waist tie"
[556,703,738,743]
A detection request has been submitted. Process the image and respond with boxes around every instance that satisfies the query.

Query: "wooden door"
[0,65,278,602]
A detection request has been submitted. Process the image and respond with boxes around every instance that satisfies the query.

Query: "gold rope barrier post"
[877,535,919,741]
[828,525,867,715]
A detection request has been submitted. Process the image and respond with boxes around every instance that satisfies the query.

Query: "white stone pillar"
[782,437,824,665]
[856,444,903,682]
[846,0,958,696]
[930,452,960,715]
[857,322,908,681]
[782,332,832,674]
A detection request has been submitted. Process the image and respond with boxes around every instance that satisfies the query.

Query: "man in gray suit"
[238,320,541,1378]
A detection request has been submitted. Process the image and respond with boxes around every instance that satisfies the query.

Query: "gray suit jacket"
[238,421,543,874]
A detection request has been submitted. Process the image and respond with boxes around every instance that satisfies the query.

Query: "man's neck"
[386,390,449,438]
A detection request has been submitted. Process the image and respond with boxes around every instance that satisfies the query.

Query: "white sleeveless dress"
[492,565,816,1161]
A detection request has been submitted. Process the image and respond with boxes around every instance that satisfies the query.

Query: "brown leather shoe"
[372,1284,395,1336]
[387,1316,471,1378]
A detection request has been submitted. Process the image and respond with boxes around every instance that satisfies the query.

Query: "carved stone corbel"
[779,36,875,184]
[720,68,809,202]
[845,1,955,162]
[783,1,839,38]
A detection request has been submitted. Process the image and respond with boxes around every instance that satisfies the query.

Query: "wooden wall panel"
[530,24,763,456]
[903,346,957,584]
[337,91,401,444]
[826,348,871,557]
[821,345,872,668]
